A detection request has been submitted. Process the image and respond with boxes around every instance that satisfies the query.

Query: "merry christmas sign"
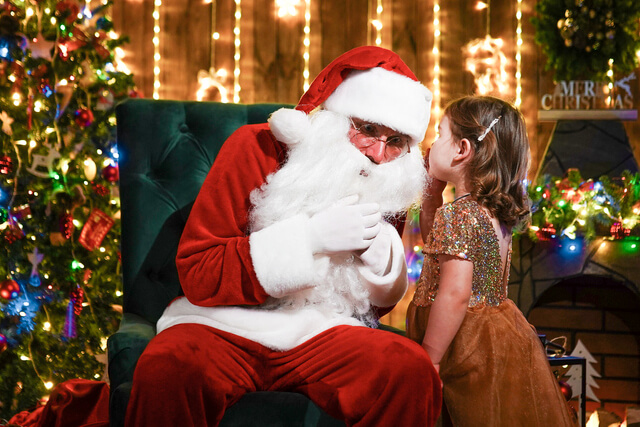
[539,72,638,121]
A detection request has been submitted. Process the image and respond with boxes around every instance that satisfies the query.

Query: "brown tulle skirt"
[406,299,577,427]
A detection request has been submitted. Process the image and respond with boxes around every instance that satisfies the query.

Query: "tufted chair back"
[116,98,289,324]
[108,98,344,427]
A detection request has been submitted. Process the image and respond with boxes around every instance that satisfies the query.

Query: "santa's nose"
[363,139,388,164]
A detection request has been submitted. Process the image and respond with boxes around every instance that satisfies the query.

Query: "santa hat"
[269,46,432,146]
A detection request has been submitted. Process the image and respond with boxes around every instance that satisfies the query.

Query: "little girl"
[407,95,576,426]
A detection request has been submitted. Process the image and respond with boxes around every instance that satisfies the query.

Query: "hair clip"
[477,115,502,141]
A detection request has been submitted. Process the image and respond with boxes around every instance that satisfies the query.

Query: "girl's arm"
[422,255,473,370]
[420,150,447,242]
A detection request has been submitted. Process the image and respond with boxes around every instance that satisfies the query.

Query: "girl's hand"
[424,148,447,199]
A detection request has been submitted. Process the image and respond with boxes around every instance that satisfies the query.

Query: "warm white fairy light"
[606,58,614,106]
[196,68,229,102]
[233,0,241,103]
[152,0,161,99]
[432,2,442,130]
[515,0,522,107]
[303,0,311,91]
[276,0,300,17]
[372,0,383,46]
[463,36,508,95]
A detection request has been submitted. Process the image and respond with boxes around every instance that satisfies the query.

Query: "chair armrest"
[107,313,156,393]
[377,323,406,336]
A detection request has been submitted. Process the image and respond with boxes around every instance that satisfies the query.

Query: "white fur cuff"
[250,214,316,297]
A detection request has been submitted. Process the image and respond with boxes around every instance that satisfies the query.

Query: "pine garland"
[532,0,640,81]
[525,169,640,242]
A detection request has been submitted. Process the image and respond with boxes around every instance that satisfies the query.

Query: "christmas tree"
[0,0,134,419]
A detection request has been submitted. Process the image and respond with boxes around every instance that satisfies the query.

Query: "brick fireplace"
[511,236,640,421]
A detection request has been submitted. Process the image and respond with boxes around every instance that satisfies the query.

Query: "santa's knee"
[377,338,438,390]
[134,351,197,392]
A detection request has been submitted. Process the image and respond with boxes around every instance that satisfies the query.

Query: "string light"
[276,0,300,17]
[373,0,383,46]
[196,1,231,102]
[463,36,508,95]
[233,0,241,103]
[152,0,161,99]
[462,0,508,96]
[606,58,614,106]
[432,2,441,130]
[303,0,311,91]
[515,0,522,107]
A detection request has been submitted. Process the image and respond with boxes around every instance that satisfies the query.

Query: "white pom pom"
[268,108,311,146]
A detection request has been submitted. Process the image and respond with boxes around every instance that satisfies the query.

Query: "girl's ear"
[453,138,473,162]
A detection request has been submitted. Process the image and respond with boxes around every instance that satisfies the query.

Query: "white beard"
[249,110,427,325]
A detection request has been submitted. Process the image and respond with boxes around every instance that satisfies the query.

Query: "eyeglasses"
[349,118,411,160]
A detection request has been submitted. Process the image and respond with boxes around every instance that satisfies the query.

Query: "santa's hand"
[308,195,381,254]
[358,223,392,276]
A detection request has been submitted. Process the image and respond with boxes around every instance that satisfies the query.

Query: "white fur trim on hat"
[268,108,311,146]
[323,67,433,145]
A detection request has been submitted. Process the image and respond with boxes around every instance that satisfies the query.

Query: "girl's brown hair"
[445,95,530,228]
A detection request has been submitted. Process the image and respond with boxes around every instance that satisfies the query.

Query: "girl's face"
[428,115,459,182]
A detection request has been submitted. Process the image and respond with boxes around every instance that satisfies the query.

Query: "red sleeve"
[176,124,287,306]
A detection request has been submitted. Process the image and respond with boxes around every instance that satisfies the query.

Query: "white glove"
[358,223,392,276]
[308,195,381,254]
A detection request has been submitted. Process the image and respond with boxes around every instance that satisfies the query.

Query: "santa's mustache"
[250,110,427,232]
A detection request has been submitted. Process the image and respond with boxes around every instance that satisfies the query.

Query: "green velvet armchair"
[107,98,345,427]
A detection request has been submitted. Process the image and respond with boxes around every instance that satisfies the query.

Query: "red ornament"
[101,164,119,182]
[59,212,74,239]
[83,269,92,284]
[0,155,13,176]
[55,0,81,24]
[0,279,20,300]
[0,333,7,352]
[92,183,109,196]
[31,63,49,79]
[74,107,94,128]
[536,225,557,241]
[610,222,631,240]
[578,179,594,192]
[558,380,572,401]
[70,287,84,315]
[3,225,24,244]
[78,209,115,250]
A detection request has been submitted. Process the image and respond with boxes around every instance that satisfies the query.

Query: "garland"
[524,169,640,242]
[532,0,640,81]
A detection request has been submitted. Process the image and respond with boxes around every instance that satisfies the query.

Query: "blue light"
[559,237,583,257]
[0,187,9,206]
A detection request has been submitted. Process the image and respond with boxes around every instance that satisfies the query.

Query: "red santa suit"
[125,46,441,427]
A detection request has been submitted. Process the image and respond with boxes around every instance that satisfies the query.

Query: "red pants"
[125,324,441,426]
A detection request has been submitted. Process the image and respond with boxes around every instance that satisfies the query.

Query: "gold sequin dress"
[407,199,576,426]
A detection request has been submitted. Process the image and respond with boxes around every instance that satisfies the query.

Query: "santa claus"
[126,46,442,427]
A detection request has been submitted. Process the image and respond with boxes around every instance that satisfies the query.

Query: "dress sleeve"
[425,204,476,261]
[175,124,286,307]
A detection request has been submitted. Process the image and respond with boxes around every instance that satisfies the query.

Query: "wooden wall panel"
[112,0,154,99]
[251,0,277,103]
[112,0,639,173]
[161,0,211,101]
[320,0,368,67]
